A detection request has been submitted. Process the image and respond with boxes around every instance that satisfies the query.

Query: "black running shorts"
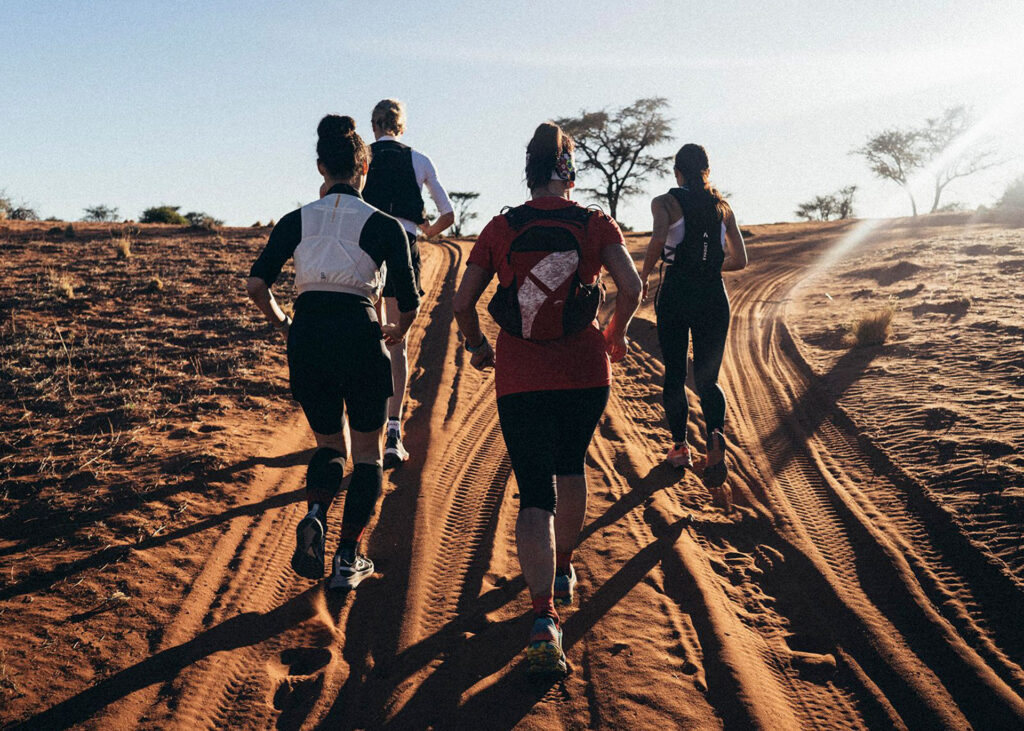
[287,303,393,434]
[496,386,610,514]
[382,231,424,298]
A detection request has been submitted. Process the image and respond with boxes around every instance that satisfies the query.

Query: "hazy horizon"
[3,1,1023,231]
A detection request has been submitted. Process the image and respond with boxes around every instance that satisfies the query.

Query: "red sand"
[2,216,1022,729]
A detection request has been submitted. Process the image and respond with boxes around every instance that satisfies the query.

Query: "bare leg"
[553,474,587,561]
[516,507,556,600]
[384,297,409,422]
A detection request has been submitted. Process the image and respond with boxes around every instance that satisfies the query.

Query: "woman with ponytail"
[639,143,747,490]
[246,115,420,590]
[453,122,642,677]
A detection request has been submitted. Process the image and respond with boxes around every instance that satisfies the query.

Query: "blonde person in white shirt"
[363,98,455,467]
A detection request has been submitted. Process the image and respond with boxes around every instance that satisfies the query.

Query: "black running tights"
[656,272,730,443]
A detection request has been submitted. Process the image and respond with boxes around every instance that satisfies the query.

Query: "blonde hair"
[371,98,406,135]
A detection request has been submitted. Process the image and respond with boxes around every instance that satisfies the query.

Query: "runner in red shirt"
[453,121,642,677]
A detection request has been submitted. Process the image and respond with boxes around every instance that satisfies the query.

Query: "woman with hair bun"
[246,114,420,590]
[639,143,747,490]
[453,121,642,677]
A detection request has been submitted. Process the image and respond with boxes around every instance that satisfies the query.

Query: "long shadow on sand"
[0,450,310,601]
[14,586,324,731]
[0,447,311,561]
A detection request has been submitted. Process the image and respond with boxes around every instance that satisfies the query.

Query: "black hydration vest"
[362,140,427,224]
[665,187,724,277]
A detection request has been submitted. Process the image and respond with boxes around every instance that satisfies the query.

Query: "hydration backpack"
[487,204,603,340]
[664,187,724,276]
[362,140,427,224]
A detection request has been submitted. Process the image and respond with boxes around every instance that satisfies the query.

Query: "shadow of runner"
[13,587,323,731]
[443,525,686,730]
[0,485,306,601]
[0,447,313,560]
[579,462,683,543]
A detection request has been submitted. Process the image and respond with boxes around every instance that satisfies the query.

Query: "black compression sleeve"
[361,212,419,313]
[249,209,301,286]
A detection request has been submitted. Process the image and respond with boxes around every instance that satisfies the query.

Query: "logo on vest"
[519,251,578,338]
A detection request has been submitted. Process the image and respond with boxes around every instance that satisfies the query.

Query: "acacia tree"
[795,185,857,221]
[853,129,923,216]
[555,97,672,219]
[81,204,120,222]
[854,105,1002,216]
[922,106,1002,213]
[448,191,480,237]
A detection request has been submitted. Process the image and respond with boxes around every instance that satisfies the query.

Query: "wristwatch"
[464,334,489,353]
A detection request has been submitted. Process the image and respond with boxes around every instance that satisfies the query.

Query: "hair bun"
[318,114,356,139]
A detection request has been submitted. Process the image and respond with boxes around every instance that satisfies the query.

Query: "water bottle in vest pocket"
[487,205,603,340]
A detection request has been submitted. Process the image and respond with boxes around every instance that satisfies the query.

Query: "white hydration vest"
[294,193,386,301]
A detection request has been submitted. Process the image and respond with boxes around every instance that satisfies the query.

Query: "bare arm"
[601,242,642,363]
[245,277,290,333]
[640,196,671,299]
[453,263,495,369]
[721,207,748,272]
[420,211,455,239]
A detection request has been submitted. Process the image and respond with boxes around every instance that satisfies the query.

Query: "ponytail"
[317,114,370,179]
[674,143,729,220]
[525,121,575,190]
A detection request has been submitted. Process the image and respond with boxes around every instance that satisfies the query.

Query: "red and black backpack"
[487,204,603,340]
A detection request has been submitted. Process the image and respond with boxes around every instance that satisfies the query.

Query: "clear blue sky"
[2,1,1023,231]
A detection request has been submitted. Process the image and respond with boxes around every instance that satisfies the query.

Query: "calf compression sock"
[306,447,345,512]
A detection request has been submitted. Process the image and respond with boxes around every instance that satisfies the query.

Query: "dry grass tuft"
[110,229,133,259]
[848,303,896,347]
[46,269,75,299]
[146,276,164,293]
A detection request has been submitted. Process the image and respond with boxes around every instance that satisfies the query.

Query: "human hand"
[382,323,406,346]
[641,277,650,302]
[603,324,629,363]
[469,341,495,370]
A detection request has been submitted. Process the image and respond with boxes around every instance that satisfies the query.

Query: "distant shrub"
[849,303,896,347]
[8,205,39,221]
[267,219,275,227]
[998,176,1024,209]
[64,223,76,238]
[796,185,857,221]
[251,221,262,228]
[185,211,223,230]
[140,205,188,225]
[82,204,120,222]
[145,276,164,293]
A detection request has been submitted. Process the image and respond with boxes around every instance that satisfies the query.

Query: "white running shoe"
[328,548,374,590]
[383,425,409,468]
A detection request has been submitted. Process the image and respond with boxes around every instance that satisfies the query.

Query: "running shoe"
[383,426,409,469]
[553,565,577,607]
[703,430,728,488]
[290,506,325,580]
[666,443,693,468]
[525,616,568,677]
[328,546,374,590]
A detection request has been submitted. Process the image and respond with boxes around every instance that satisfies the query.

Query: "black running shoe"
[702,430,728,488]
[291,506,326,580]
[328,547,374,590]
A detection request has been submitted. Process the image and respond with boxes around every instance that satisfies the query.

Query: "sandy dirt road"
[18,225,1024,730]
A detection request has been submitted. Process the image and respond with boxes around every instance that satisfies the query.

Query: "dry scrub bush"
[849,302,896,347]
[110,229,134,259]
[46,269,74,299]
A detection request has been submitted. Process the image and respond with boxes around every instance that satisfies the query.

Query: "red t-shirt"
[468,196,625,398]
